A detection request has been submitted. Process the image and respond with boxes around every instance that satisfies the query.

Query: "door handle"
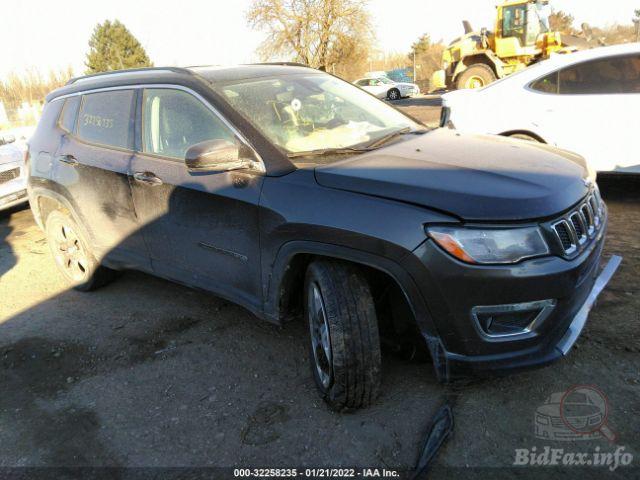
[58,154,78,166]
[133,171,163,186]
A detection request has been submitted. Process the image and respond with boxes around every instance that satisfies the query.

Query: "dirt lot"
[0,105,638,478]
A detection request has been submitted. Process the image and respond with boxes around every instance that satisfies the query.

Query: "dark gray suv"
[27,65,618,410]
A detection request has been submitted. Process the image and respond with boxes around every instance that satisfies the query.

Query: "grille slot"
[570,213,586,244]
[550,192,603,256]
[0,167,20,184]
[553,220,575,252]
[581,204,594,230]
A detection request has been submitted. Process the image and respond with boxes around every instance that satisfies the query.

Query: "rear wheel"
[456,64,497,90]
[304,260,381,411]
[387,88,401,101]
[45,210,118,291]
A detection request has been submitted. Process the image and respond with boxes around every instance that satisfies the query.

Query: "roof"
[47,64,319,102]
[545,42,640,67]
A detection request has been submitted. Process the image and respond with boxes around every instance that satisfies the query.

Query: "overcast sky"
[0,0,635,80]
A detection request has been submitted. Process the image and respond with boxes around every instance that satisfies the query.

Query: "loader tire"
[456,64,497,90]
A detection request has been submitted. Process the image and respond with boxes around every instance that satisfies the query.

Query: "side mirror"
[0,134,16,146]
[185,139,250,173]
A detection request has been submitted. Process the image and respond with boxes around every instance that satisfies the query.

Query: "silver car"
[0,132,29,211]
[354,76,420,101]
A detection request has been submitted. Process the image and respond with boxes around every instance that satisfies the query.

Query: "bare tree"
[0,67,74,125]
[247,0,373,72]
[549,10,575,34]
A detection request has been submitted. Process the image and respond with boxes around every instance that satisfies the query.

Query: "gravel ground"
[0,111,638,478]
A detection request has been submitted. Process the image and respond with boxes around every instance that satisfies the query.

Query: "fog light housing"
[471,300,556,341]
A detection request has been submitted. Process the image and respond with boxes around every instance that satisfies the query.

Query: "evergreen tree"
[85,20,152,74]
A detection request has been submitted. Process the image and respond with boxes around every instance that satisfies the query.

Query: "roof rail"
[249,62,313,68]
[66,66,194,85]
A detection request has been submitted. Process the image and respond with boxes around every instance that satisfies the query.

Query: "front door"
[129,87,264,309]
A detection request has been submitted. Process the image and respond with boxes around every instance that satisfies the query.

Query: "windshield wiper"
[365,127,426,149]
[287,146,373,158]
[286,127,428,159]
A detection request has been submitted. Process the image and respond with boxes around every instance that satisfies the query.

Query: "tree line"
[2,1,639,126]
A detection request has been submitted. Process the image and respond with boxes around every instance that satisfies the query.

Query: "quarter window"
[59,96,81,133]
[142,89,235,159]
[77,90,135,149]
[530,72,558,94]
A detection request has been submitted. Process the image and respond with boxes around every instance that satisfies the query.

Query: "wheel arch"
[500,129,547,143]
[264,241,447,378]
[31,188,97,250]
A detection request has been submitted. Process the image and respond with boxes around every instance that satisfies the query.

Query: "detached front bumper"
[402,207,619,381]
[440,253,620,378]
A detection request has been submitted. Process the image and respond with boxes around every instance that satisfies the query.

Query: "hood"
[315,129,590,221]
[396,82,418,88]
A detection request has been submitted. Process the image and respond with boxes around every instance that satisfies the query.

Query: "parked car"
[0,133,28,211]
[28,65,618,411]
[441,43,640,174]
[354,76,420,100]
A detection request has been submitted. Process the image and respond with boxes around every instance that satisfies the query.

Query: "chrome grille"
[551,192,603,256]
[0,167,20,184]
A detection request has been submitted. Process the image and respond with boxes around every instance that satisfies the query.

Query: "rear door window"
[59,96,81,133]
[77,90,135,149]
[557,55,640,95]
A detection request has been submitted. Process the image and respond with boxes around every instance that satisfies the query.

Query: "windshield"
[377,77,394,84]
[215,73,420,154]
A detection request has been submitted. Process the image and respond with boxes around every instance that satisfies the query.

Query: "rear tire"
[45,210,118,291]
[456,64,497,90]
[304,260,381,411]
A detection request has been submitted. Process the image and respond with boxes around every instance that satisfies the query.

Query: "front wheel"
[387,88,401,101]
[456,64,497,90]
[304,260,381,411]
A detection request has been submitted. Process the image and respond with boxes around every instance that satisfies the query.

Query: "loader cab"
[496,1,544,54]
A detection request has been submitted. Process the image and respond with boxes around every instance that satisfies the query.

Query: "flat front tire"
[45,210,117,291]
[304,260,381,411]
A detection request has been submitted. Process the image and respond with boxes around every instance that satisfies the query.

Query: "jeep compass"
[27,65,619,410]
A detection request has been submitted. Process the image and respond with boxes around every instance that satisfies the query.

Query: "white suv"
[441,43,640,174]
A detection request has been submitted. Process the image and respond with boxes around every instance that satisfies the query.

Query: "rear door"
[529,53,640,173]
[129,87,264,309]
[55,89,149,266]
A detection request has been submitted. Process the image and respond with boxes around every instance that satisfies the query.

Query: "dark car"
[27,65,618,411]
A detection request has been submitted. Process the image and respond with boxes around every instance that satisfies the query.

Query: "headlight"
[427,226,549,264]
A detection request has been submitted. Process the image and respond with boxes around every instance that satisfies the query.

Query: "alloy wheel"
[51,222,90,282]
[308,282,333,389]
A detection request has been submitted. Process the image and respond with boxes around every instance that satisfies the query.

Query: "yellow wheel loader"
[431,0,597,91]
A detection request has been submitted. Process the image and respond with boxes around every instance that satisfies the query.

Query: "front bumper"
[403,208,619,380]
[0,162,28,211]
